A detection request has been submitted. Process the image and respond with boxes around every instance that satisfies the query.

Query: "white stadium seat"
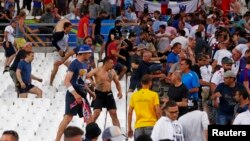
[0,51,133,141]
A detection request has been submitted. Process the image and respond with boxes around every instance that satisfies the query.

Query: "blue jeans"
[216,112,233,125]
[134,126,153,140]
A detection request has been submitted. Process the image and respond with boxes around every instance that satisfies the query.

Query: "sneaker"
[3,66,10,74]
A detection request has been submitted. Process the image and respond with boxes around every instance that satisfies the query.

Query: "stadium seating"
[0,52,134,141]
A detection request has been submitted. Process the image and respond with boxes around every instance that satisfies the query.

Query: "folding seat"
[14,98,32,107]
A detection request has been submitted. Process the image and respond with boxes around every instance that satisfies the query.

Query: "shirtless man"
[87,57,122,127]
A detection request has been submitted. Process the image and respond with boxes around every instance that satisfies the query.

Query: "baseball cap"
[221,57,234,64]
[224,70,236,78]
[85,122,101,139]
[102,126,127,141]
[78,45,92,54]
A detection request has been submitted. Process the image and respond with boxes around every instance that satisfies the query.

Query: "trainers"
[3,66,9,74]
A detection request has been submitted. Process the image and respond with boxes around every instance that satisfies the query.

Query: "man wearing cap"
[102,126,127,141]
[210,57,234,93]
[84,122,101,141]
[55,45,96,141]
[2,20,17,73]
[211,70,247,125]
[50,22,72,86]
[104,20,123,57]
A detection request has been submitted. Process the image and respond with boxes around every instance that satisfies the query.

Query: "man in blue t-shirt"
[180,59,200,109]
[16,51,43,98]
[167,42,181,72]
[55,45,96,141]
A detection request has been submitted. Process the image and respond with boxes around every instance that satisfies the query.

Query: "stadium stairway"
[0,52,135,141]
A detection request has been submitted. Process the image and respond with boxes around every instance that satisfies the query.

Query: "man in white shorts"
[50,22,72,86]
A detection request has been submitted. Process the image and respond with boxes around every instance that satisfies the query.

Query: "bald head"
[173,71,182,80]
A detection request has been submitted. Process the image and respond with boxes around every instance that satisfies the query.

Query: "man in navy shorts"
[55,45,96,141]
[16,51,43,98]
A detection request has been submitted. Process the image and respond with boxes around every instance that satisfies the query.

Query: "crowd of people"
[1,0,250,141]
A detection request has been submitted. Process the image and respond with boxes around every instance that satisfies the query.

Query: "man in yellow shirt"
[128,74,161,140]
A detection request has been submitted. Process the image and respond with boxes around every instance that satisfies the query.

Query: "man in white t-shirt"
[233,96,250,125]
[189,23,205,40]
[212,42,232,70]
[210,57,233,93]
[3,20,17,73]
[170,30,188,50]
[156,24,171,52]
[50,22,72,86]
[151,101,184,141]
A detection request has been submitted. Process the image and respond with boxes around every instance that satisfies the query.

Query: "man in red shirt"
[77,11,89,46]
[107,36,127,80]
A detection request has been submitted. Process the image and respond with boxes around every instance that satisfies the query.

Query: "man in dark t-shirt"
[135,51,152,89]
[104,20,122,57]
[191,54,209,108]
[211,70,247,125]
[166,70,188,117]
[16,51,43,98]
[117,32,136,72]
[55,45,96,141]
[9,43,32,95]
[91,11,108,60]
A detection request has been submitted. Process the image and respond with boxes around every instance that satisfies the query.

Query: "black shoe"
[3,69,9,74]
[3,66,10,74]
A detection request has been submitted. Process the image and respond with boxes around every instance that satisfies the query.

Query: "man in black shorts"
[9,43,32,97]
[87,57,123,127]
[3,20,17,73]
[55,45,95,141]
[16,51,43,98]
[91,10,108,60]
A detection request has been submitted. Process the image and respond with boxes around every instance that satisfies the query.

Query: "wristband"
[67,86,75,93]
